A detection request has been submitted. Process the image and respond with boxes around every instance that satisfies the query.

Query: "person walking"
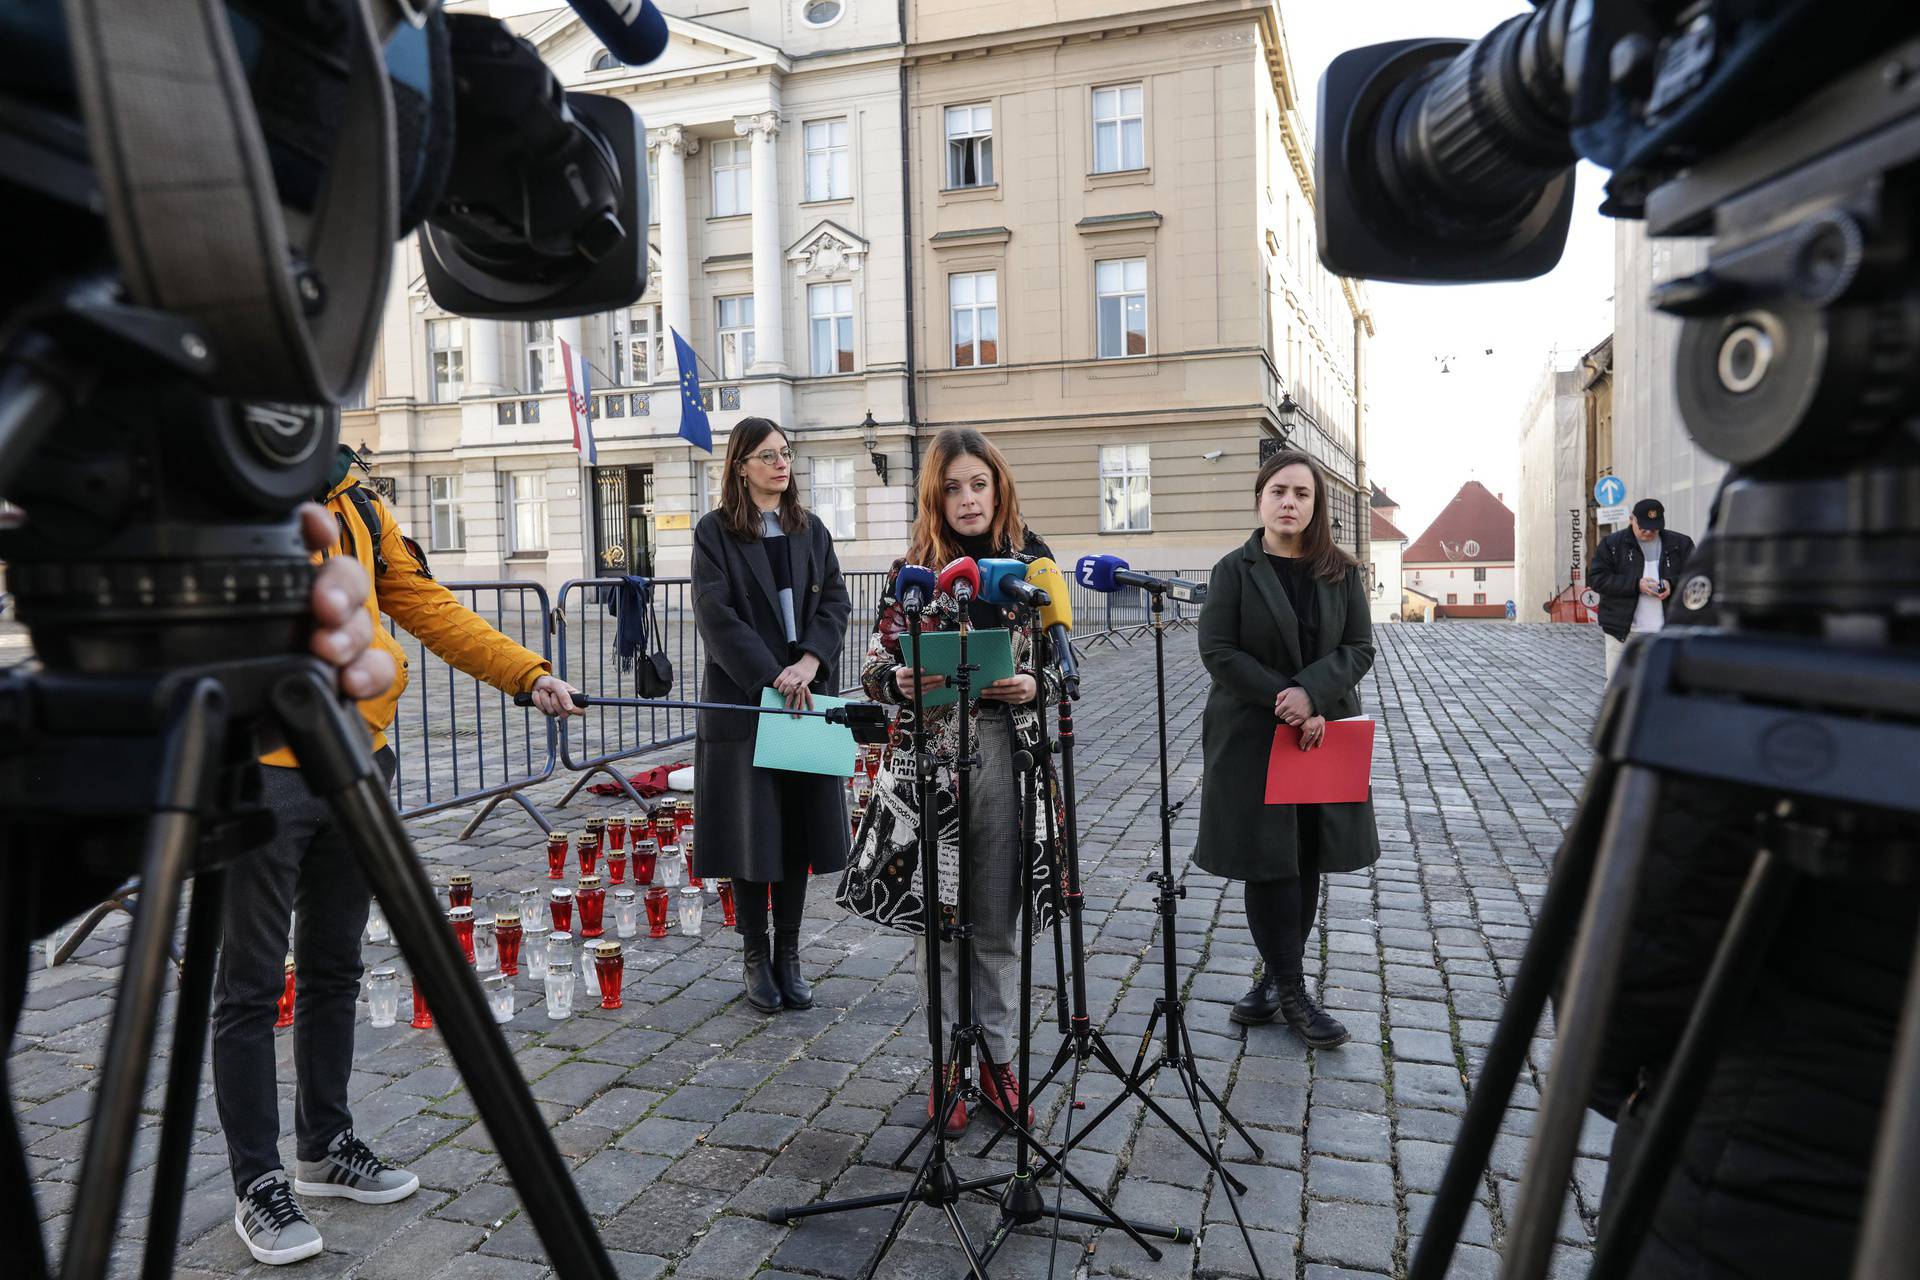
[215,446,582,1267]
[690,418,852,1015]
[1589,497,1696,681]
[1195,449,1382,1049]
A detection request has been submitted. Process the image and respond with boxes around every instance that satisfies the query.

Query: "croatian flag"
[559,336,595,464]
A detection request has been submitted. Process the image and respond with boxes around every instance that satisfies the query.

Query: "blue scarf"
[607,575,653,671]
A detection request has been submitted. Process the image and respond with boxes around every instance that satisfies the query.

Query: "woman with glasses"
[692,417,852,1013]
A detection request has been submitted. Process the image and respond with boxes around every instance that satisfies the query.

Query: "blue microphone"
[1074,554,1208,604]
[979,558,1044,608]
[894,563,937,611]
[565,0,671,66]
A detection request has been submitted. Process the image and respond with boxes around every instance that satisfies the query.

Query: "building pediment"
[786,220,869,278]
[525,9,788,85]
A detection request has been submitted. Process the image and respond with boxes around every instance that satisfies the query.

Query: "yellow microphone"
[1024,557,1079,695]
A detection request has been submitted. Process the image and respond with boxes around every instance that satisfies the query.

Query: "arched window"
[589,48,620,72]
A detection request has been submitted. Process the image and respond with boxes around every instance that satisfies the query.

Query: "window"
[702,461,725,511]
[1473,567,1488,582]
[1447,593,1459,605]
[507,472,548,553]
[589,48,619,72]
[613,305,660,385]
[945,104,993,188]
[809,282,855,375]
[1098,443,1151,532]
[801,0,843,26]
[711,138,750,217]
[1474,593,1487,605]
[429,475,465,551]
[716,295,756,378]
[949,272,999,367]
[341,377,368,411]
[647,147,659,221]
[524,319,555,392]
[427,318,464,402]
[1095,257,1148,358]
[812,455,857,539]
[804,118,851,201]
[1092,83,1145,173]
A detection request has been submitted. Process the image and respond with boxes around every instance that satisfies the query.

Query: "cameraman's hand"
[301,504,394,702]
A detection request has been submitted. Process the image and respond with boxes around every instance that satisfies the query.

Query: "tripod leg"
[1168,1013,1264,1280]
[1500,765,1661,1280]
[1184,1042,1264,1161]
[1408,759,1619,1280]
[939,1200,992,1280]
[1850,903,1920,1280]
[139,868,225,1279]
[855,1153,941,1280]
[61,680,222,1280]
[269,669,616,1280]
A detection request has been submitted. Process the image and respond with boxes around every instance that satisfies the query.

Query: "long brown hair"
[718,417,808,540]
[906,428,1026,568]
[1255,448,1355,582]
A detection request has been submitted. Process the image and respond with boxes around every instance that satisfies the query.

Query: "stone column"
[652,125,698,380]
[735,111,785,374]
[465,317,504,397]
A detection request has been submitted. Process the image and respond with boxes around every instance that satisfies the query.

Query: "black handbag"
[637,591,673,698]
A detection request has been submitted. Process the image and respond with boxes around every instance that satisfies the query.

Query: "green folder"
[752,687,859,777]
[898,628,1016,709]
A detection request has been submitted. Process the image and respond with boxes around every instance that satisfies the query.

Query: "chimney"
[1497,492,1504,503]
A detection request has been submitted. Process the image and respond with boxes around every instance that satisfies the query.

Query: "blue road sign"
[1505,600,1517,620]
[1594,475,1626,507]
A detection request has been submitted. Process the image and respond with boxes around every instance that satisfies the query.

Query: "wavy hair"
[906,428,1025,568]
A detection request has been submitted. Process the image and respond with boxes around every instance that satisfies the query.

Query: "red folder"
[1265,717,1375,805]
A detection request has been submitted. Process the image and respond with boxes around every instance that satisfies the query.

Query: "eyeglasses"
[748,447,795,466]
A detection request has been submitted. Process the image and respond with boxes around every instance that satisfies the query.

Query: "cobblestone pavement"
[12,621,1614,1279]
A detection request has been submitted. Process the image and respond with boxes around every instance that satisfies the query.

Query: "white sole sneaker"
[233,1210,323,1266]
[292,1171,419,1205]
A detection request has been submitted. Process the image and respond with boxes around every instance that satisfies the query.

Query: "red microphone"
[936,557,981,603]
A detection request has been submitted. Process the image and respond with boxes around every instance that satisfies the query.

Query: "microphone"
[1074,554,1208,605]
[1026,557,1079,694]
[564,0,671,66]
[979,558,1048,609]
[894,563,937,612]
[936,557,981,603]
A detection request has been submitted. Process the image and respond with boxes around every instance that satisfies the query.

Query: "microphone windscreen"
[895,563,937,605]
[566,0,671,65]
[978,558,1028,607]
[937,557,981,600]
[1074,553,1127,593]
[1027,558,1073,631]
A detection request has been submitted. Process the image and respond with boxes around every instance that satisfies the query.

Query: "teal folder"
[752,688,859,777]
[898,628,1016,709]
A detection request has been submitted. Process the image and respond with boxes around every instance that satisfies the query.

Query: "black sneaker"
[234,1171,322,1266]
[1279,979,1351,1048]
[293,1130,419,1205]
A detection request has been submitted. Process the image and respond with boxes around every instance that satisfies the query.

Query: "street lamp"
[861,409,888,485]
[1276,393,1299,448]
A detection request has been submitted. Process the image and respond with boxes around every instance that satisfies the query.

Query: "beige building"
[345,0,1369,588]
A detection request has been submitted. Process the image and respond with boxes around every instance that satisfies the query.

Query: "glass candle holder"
[546,831,569,880]
[605,847,627,885]
[716,879,737,929]
[409,980,433,1029]
[366,899,392,945]
[606,815,628,851]
[644,886,670,939]
[472,918,498,974]
[677,884,705,936]
[577,875,605,939]
[546,931,574,973]
[683,832,701,889]
[614,888,638,938]
[658,850,686,891]
[483,971,515,1023]
[496,912,523,977]
[525,922,551,981]
[367,966,399,1028]
[633,839,657,886]
[448,905,476,964]
[578,833,601,878]
[545,958,575,1021]
[275,957,296,1028]
[593,940,624,1010]
[548,887,573,934]
[653,814,676,852]
[448,872,473,910]
[518,885,543,925]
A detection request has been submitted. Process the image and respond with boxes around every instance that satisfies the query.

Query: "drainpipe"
[898,0,920,492]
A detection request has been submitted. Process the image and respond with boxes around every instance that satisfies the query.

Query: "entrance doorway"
[591,465,655,577]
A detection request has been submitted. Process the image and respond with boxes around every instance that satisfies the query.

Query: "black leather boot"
[1230,975,1285,1026]
[772,929,813,1010]
[1279,979,1350,1048]
[742,934,782,1014]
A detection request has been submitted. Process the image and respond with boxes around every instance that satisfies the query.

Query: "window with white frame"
[716,295,756,378]
[949,272,998,367]
[507,472,548,553]
[809,282,855,375]
[429,475,465,551]
[812,455,857,539]
[945,104,993,188]
[427,318,464,402]
[1095,257,1148,358]
[589,48,619,72]
[1098,444,1151,532]
[1092,83,1145,173]
[804,118,851,201]
[524,319,555,392]
[612,305,660,385]
[711,138,750,217]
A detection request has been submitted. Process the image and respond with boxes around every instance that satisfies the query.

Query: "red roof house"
[1402,482,1517,620]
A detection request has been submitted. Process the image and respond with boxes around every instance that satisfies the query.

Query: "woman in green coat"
[1194,448,1381,1048]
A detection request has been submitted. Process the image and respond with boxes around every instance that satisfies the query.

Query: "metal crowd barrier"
[383,581,558,839]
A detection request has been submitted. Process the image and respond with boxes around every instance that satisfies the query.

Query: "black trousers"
[1243,815,1324,984]
[733,773,815,940]
[210,750,394,1194]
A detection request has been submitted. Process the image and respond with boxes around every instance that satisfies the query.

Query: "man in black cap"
[1588,497,1695,680]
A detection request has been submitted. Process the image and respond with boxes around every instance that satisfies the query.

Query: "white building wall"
[1368,536,1403,624]
[1404,564,1516,613]
[1515,362,1586,620]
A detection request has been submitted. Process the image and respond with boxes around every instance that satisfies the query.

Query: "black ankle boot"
[1230,975,1286,1026]
[741,934,782,1013]
[772,929,813,1010]
[1279,979,1350,1048]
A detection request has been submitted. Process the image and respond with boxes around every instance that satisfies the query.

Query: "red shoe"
[979,1059,1034,1128]
[928,1062,968,1136]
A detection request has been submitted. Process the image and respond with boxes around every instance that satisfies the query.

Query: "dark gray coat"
[690,508,852,883]
[1192,532,1381,883]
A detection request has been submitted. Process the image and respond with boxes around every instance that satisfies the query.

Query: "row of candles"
[845,744,885,839]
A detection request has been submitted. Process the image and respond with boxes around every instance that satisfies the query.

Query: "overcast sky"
[1280,1,1616,543]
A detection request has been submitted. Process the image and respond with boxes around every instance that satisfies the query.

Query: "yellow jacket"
[261,473,552,767]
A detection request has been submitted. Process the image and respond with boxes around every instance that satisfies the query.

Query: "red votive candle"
[717,879,736,928]
[593,940,624,1010]
[275,957,296,1028]
[496,912,523,977]
[448,872,473,910]
[578,833,601,878]
[607,815,628,851]
[644,885,670,939]
[410,982,433,1029]
[546,832,569,880]
[448,906,475,964]
[578,874,605,939]
[634,840,657,886]
[606,847,627,885]
[548,887,573,934]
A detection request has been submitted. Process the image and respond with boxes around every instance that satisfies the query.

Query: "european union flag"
[671,328,712,453]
